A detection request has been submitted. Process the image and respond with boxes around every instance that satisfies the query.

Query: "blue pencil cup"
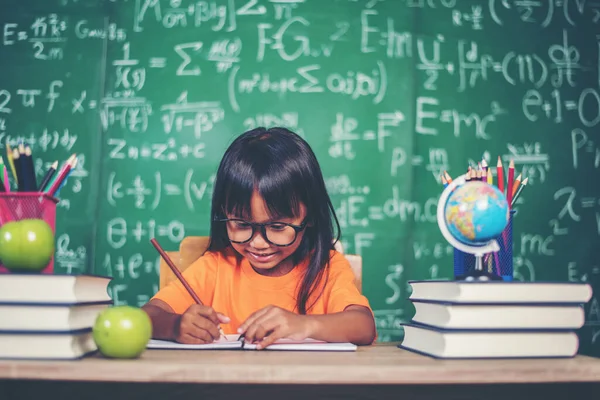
[453,210,516,281]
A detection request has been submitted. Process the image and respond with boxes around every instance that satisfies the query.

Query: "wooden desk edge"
[2,345,600,385]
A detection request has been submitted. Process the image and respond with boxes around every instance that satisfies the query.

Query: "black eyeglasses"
[215,218,307,247]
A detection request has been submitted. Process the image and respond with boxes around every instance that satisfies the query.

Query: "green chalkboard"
[1,0,599,352]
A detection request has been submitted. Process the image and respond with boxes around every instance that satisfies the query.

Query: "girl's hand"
[176,304,230,344]
[238,305,313,349]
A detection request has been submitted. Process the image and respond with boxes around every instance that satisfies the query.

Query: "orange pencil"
[150,238,226,340]
[511,173,522,197]
[444,171,453,184]
[496,156,504,194]
[506,159,515,207]
[511,177,528,207]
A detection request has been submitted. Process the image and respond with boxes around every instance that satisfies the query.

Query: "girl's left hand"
[238,305,313,349]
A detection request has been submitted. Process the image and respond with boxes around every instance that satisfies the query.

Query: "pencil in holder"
[453,210,516,281]
[0,193,59,274]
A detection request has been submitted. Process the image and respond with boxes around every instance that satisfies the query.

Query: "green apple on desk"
[0,218,54,272]
[93,306,153,359]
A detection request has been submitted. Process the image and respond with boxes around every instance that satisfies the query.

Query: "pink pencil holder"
[0,193,59,274]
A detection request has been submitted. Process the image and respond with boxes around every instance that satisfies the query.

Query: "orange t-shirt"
[152,248,372,334]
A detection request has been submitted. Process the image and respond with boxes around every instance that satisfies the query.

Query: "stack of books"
[0,274,112,360]
[400,280,593,359]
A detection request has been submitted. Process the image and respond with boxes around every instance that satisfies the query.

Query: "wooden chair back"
[158,236,210,290]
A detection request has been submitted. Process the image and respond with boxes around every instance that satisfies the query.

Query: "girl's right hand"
[175,304,230,344]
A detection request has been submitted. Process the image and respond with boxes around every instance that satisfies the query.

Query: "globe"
[436,175,510,280]
[444,181,509,246]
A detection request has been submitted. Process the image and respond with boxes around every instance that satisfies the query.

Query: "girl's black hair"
[208,127,341,314]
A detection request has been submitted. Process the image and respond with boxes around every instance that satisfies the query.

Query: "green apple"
[0,219,54,272]
[93,306,152,359]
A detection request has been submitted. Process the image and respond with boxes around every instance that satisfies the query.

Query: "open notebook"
[147,334,357,351]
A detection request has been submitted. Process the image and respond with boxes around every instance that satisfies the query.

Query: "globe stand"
[437,174,503,282]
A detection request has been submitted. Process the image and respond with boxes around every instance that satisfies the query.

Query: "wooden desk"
[2,343,600,400]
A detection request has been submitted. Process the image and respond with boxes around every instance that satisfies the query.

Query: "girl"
[143,127,376,349]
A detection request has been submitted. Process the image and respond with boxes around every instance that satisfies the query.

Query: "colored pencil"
[511,173,522,198]
[496,156,504,194]
[486,168,493,185]
[506,159,515,207]
[444,171,453,184]
[0,158,7,192]
[441,174,448,188]
[2,165,8,192]
[38,161,58,192]
[17,144,30,191]
[150,238,227,340]
[480,162,486,182]
[6,143,17,185]
[511,177,528,207]
[43,175,56,192]
[494,252,501,276]
[53,158,78,197]
[0,160,4,191]
[43,169,59,192]
[23,145,37,191]
[12,148,22,191]
[46,154,76,196]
